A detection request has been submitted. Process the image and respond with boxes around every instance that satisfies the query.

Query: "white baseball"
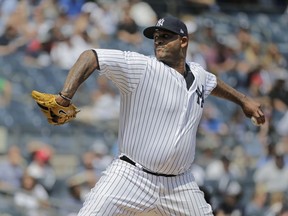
[251,116,261,126]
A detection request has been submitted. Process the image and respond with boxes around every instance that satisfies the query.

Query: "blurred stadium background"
[0,0,288,215]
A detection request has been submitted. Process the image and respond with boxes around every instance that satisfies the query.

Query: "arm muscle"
[56,50,99,106]
[211,78,246,106]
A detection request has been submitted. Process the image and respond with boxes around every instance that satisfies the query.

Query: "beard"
[155,47,173,65]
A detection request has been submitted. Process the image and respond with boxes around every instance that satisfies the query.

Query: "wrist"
[235,93,247,107]
[59,92,72,102]
[240,94,247,103]
[56,95,70,107]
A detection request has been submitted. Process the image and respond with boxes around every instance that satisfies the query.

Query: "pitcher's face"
[153,30,187,66]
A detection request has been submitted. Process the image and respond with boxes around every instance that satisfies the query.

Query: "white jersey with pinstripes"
[95,49,217,175]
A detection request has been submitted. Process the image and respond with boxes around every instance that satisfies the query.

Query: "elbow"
[79,49,100,70]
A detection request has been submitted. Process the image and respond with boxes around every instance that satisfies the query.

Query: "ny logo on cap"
[156,18,165,27]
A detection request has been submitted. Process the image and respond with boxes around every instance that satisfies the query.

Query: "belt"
[119,155,177,177]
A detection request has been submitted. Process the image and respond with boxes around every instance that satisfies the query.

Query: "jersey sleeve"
[204,70,217,98]
[93,49,148,94]
[189,62,217,98]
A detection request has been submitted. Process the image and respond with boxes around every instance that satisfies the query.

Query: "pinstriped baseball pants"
[77,159,213,216]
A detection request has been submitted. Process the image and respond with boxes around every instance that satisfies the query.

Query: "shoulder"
[94,49,150,60]
[187,62,207,78]
[187,62,204,71]
[187,62,206,77]
[188,62,215,77]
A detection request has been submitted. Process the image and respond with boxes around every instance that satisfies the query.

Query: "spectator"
[268,74,288,133]
[23,4,54,68]
[0,145,26,193]
[57,0,85,18]
[184,16,207,69]
[49,16,93,70]
[228,108,250,146]
[268,71,288,136]
[279,205,288,216]
[254,149,288,193]
[276,110,288,137]
[243,38,261,68]
[0,77,12,108]
[275,136,288,166]
[26,146,56,194]
[78,150,99,187]
[268,73,288,112]
[199,102,229,136]
[0,1,288,214]
[261,43,287,70]
[66,151,98,202]
[208,37,240,77]
[267,191,287,216]
[128,0,157,28]
[0,24,26,56]
[116,10,143,51]
[60,180,85,216]
[205,154,244,194]
[65,139,113,206]
[14,171,50,216]
[244,183,269,216]
[75,75,120,127]
[196,18,217,48]
[256,142,276,168]
[191,163,206,187]
[246,66,265,98]
[214,180,243,216]
[91,139,113,177]
[88,1,119,38]
[0,0,18,24]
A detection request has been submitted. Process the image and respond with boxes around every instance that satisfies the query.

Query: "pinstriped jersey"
[95,49,217,175]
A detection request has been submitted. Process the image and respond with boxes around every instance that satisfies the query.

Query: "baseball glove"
[31,90,79,125]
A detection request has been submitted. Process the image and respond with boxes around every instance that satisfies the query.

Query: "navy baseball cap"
[143,16,188,39]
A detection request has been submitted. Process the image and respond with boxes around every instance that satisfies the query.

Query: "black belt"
[119,155,177,177]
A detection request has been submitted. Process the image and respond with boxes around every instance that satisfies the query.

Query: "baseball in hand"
[251,116,261,126]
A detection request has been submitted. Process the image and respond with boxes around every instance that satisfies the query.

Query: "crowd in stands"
[0,0,288,215]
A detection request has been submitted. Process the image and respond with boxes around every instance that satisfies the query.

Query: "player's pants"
[77,159,213,216]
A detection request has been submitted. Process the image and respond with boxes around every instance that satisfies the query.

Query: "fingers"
[252,106,266,125]
[252,115,265,125]
[257,106,265,116]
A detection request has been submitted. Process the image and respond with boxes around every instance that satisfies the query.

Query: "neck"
[175,65,186,75]
[164,60,186,75]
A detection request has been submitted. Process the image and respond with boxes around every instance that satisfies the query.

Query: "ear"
[180,36,188,48]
